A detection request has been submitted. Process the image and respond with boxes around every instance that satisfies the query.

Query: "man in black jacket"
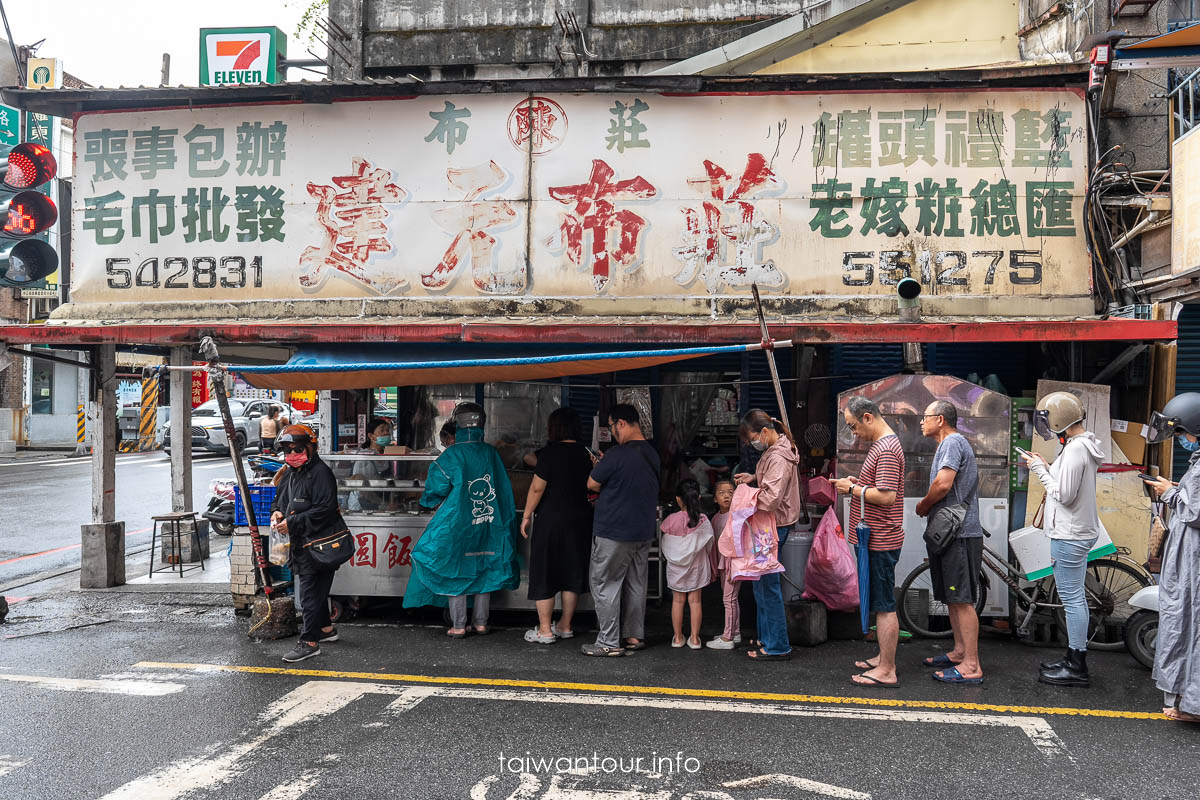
[271,425,348,663]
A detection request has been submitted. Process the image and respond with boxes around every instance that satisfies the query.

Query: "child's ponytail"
[676,478,702,528]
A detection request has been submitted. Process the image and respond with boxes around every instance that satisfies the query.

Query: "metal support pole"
[169,347,193,513]
[750,284,793,440]
[318,389,333,454]
[200,337,272,597]
[81,344,124,588]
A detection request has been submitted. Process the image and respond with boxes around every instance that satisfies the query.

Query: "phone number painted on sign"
[73,89,1087,304]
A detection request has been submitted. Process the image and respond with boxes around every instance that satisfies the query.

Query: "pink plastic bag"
[807,476,836,506]
[801,507,859,611]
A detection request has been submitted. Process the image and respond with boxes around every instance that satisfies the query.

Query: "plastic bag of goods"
[801,507,859,611]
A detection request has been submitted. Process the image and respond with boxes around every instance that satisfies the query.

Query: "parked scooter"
[202,479,236,536]
[1124,584,1159,669]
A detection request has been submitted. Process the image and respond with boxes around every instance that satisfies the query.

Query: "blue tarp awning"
[229,341,788,390]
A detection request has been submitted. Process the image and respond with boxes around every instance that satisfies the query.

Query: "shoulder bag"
[923,502,968,556]
[304,528,354,569]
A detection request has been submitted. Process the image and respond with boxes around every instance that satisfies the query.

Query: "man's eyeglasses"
[922,414,944,421]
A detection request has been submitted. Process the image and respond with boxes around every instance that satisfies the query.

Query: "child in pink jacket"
[660,479,714,649]
[706,479,741,650]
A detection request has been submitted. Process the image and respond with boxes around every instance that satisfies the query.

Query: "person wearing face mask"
[270,425,349,663]
[348,418,395,512]
[1019,391,1106,688]
[734,409,801,662]
[1143,394,1200,722]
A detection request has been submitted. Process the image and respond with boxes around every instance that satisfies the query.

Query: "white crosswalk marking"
[255,769,324,800]
[0,673,184,696]
[0,756,26,779]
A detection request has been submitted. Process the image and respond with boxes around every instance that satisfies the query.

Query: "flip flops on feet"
[851,672,900,688]
[854,658,879,670]
[747,648,791,661]
[932,666,983,684]
[923,654,962,668]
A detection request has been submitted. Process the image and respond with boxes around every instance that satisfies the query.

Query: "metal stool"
[149,512,205,578]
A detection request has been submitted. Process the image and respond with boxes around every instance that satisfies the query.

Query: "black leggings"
[297,570,336,643]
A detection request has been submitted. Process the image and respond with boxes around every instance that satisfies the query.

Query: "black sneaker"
[282,642,321,663]
[318,628,339,643]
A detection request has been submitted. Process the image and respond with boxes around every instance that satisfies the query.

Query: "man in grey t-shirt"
[916,400,984,684]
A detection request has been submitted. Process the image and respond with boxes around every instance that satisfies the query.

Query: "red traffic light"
[1,142,56,189]
[0,238,57,285]
[0,191,56,238]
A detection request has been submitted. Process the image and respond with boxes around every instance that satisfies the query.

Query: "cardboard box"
[382,445,411,455]
[1111,419,1148,464]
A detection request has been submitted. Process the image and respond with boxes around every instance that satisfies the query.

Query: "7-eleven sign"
[199,27,287,86]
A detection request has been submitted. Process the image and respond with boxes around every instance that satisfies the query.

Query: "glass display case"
[325,453,437,515]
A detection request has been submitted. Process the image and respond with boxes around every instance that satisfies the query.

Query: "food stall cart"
[229,340,792,613]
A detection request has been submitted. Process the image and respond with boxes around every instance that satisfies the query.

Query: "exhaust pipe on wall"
[896,277,925,373]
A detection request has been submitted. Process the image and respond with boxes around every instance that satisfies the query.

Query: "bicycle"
[898,541,1154,651]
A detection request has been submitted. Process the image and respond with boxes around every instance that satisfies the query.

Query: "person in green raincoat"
[404,402,519,637]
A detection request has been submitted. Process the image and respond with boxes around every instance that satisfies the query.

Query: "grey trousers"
[448,593,490,629]
[589,537,650,648]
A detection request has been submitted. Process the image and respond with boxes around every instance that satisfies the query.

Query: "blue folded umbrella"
[855,493,872,634]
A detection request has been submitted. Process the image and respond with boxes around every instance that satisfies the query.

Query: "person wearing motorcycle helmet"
[1019,391,1107,688]
[270,424,349,663]
[1143,393,1200,722]
[403,402,519,638]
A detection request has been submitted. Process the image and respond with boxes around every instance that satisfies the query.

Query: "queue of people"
[268,390,1200,724]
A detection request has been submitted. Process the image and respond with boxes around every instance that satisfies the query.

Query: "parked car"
[164,399,294,455]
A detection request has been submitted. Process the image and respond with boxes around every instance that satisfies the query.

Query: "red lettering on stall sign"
[352,531,377,568]
[383,533,413,569]
[547,159,656,293]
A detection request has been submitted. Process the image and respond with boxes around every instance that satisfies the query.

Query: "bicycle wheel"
[1052,558,1154,651]
[898,561,988,638]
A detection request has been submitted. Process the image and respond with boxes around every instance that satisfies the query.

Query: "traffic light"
[0,142,58,287]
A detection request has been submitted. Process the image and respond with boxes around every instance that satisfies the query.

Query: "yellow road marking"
[135,661,1168,721]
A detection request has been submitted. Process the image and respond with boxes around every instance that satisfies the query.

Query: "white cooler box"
[1008,525,1116,581]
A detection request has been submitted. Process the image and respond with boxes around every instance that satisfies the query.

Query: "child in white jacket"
[660,479,714,649]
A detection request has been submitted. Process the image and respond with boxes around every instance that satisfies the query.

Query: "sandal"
[931,666,982,684]
[854,658,879,670]
[1164,708,1200,723]
[747,648,791,662]
[472,626,490,636]
[446,629,467,639]
[923,654,962,668]
[580,643,625,657]
[623,639,647,651]
[851,672,900,689]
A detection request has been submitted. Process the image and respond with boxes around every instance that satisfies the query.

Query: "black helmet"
[1147,392,1200,443]
[452,401,485,429]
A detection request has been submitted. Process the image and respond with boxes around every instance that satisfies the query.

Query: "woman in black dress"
[520,407,595,644]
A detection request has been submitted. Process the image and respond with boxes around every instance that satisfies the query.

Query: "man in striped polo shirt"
[834,396,906,689]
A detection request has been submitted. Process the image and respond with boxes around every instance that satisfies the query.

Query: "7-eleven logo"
[204,32,272,85]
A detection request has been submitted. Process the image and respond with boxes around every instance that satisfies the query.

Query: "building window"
[31,361,53,414]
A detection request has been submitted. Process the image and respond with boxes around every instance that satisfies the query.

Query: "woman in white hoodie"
[1020,391,1106,688]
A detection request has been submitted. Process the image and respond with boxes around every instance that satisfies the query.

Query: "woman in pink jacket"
[734,409,802,661]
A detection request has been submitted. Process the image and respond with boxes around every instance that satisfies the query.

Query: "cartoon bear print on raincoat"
[403,426,519,610]
[468,475,497,522]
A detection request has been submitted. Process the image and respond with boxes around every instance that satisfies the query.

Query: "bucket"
[778,531,813,602]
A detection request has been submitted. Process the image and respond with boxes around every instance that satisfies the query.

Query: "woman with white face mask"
[1144,393,1200,722]
[732,408,801,662]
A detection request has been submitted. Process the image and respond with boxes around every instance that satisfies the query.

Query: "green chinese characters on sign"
[808,179,853,238]
[236,121,286,176]
[1012,108,1073,169]
[24,111,52,157]
[83,191,125,245]
[84,128,129,181]
[1027,181,1075,237]
[235,185,285,242]
[606,98,650,153]
[182,187,231,243]
[425,102,471,156]
[913,178,965,237]
[185,124,230,178]
[132,126,178,179]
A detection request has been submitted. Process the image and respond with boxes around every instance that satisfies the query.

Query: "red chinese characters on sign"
[547,159,657,293]
[190,367,209,408]
[673,153,785,293]
[382,533,413,569]
[352,531,377,569]
[508,96,567,155]
[300,157,408,294]
[349,531,413,570]
[421,161,523,294]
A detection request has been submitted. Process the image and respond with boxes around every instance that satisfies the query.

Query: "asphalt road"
[0,589,1197,800]
[0,451,235,591]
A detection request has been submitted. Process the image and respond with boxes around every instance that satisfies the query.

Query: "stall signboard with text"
[72,90,1087,310]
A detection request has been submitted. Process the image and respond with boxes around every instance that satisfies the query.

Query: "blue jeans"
[1051,536,1097,651]
[752,525,792,656]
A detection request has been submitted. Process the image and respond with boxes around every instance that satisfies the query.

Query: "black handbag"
[923,502,968,556]
[304,528,354,569]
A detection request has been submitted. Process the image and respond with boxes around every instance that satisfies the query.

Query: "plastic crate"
[234,484,277,527]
